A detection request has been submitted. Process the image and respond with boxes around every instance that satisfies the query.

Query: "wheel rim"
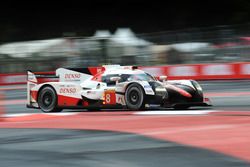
[42,92,53,107]
[129,90,140,105]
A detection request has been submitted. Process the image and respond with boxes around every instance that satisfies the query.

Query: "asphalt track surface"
[0,128,249,167]
[0,80,250,167]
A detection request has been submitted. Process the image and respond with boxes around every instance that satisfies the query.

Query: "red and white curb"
[0,113,80,121]
[3,112,79,117]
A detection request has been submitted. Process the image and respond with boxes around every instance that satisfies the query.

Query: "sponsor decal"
[144,85,152,89]
[59,88,77,94]
[118,96,124,104]
[141,82,154,95]
[65,73,81,79]
[144,86,154,94]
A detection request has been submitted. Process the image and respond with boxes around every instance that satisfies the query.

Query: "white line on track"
[3,113,33,117]
[44,113,79,116]
[134,110,217,115]
[2,110,217,118]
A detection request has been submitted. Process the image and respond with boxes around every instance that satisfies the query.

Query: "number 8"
[106,94,111,103]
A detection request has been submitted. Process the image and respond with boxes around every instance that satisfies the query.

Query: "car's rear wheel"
[125,83,145,110]
[38,86,62,113]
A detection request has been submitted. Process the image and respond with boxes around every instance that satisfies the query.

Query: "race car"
[27,65,211,112]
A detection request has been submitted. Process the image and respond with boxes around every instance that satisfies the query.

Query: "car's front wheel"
[125,83,145,110]
[38,86,62,113]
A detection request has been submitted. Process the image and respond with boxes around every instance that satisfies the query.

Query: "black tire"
[125,83,145,110]
[38,86,62,113]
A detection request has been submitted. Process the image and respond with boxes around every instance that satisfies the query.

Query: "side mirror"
[110,76,121,84]
[96,83,101,89]
[159,76,167,82]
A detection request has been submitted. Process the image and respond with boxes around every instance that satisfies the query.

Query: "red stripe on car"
[168,85,192,98]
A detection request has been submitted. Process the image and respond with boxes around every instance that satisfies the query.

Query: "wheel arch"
[37,84,57,102]
[37,84,63,112]
[125,82,146,95]
[124,82,146,110]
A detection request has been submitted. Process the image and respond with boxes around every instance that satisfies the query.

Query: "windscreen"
[120,73,155,82]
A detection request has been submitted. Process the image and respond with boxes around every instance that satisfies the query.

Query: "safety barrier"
[0,71,56,86]
[0,62,250,86]
[0,91,5,121]
[139,62,250,80]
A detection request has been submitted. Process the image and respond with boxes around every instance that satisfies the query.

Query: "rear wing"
[27,70,58,84]
[27,70,59,107]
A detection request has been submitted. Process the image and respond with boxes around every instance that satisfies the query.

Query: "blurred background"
[1,2,250,166]
[1,1,250,73]
[2,25,250,73]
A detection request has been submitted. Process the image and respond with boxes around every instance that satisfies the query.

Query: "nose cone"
[166,84,192,98]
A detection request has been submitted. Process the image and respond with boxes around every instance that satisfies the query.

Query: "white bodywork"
[27,65,199,108]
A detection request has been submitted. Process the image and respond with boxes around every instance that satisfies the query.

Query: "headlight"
[196,83,202,91]
[155,86,166,92]
[192,81,203,92]
[155,86,167,97]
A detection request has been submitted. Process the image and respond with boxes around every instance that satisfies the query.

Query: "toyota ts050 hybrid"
[27,65,211,112]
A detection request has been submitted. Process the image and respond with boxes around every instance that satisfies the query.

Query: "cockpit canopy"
[102,72,156,86]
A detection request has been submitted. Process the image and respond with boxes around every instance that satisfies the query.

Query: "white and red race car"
[27,65,211,112]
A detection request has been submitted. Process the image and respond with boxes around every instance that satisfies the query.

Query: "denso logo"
[59,88,77,94]
[65,74,81,79]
